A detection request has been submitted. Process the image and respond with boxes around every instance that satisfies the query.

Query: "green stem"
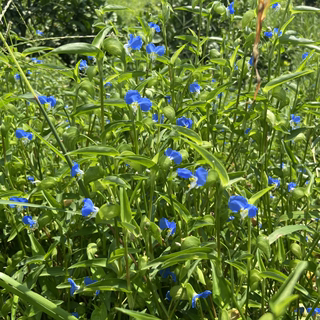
[246,218,252,319]
[97,58,105,132]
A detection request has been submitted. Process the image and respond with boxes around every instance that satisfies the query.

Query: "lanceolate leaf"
[263,70,314,93]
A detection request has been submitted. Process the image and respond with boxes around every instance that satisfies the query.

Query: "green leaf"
[102,38,124,58]
[182,139,229,187]
[77,279,130,293]
[96,204,120,223]
[28,233,45,256]
[248,186,274,205]
[157,124,202,143]
[229,45,240,69]
[257,235,271,259]
[22,46,53,55]
[101,4,130,12]
[92,26,111,49]
[270,261,308,316]
[268,225,312,244]
[67,146,119,157]
[68,258,108,269]
[291,5,320,14]
[279,34,315,45]
[51,43,103,58]
[206,82,232,103]
[118,71,145,83]
[170,44,187,65]
[263,70,314,93]
[120,187,132,224]
[0,273,77,320]
[116,308,161,320]
[242,10,256,28]
[141,247,213,270]
[258,313,274,320]
[117,155,156,168]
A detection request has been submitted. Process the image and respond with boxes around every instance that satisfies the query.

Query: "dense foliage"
[1,0,320,320]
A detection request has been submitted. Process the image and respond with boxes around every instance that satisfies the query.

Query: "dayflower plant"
[152,113,164,123]
[81,198,99,218]
[36,30,44,36]
[164,148,182,165]
[79,60,88,71]
[288,182,297,192]
[84,277,100,295]
[159,217,176,235]
[228,196,258,218]
[146,43,166,61]
[228,2,235,14]
[302,52,309,60]
[192,290,212,308]
[176,117,192,129]
[189,82,201,94]
[159,268,177,282]
[264,31,273,38]
[177,167,208,190]
[14,74,20,80]
[38,95,57,108]
[16,129,33,141]
[148,22,160,32]
[290,114,300,126]
[67,278,80,296]
[9,197,28,208]
[274,28,282,36]
[124,34,143,56]
[268,176,280,188]
[22,216,37,229]
[71,162,84,178]
[125,90,152,112]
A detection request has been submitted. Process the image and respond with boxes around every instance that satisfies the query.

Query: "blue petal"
[146,43,156,54]
[177,168,193,179]
[138,97,152,111]
[125,90,141,105]
[228,196,248,212]
[195,167,208,186]
[159,217,170,230]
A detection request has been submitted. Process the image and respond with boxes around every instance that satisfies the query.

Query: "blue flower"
[264,31,273,38]
[71,162,84,178]
[82,198,99,218]
[71,312,79,318]
[228,2,235,14]
[189,82,201,94]
[234,63,238,70]
[148,22,161,32]
[272,3,280,9]
[88,56,94,60]
[228,195,258,218]
[159,217,176,235]
[84,277,100,295]
[212,79,216,83]
[245,128,251,134]
[124,90,152,112]
[290,114,300,124]
[302,52,309,60]
[249,56,254,66]
[268,176,280,188]
[31,58,43,64]
[16,129,33,140]
[104,82,112,88]
[79,60,88,71]
[227,216,235,222]
[177,167,208,190]
[294,307,304,315]
[280,162,285,169]
[274,28,282,36]
[146,43,166,61]
[38,95,56,108]
[288,182,296,192]
[165,290,172,301]
[159,268,177,282]
[165,95,171,103]
[26,70,32,75]
[67,278,80,296]
[152,113,164,123]
[165,148,182,165]
[192,290,212,308]
[36,30,44,36]
[176,117,193,129]
[14,74,20,80]
[218,92,223,98]
[9,197,28,209]
[124,34,143,56]
[307,307,320,316]
[27,176,35,182]
[22,215,37,228]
